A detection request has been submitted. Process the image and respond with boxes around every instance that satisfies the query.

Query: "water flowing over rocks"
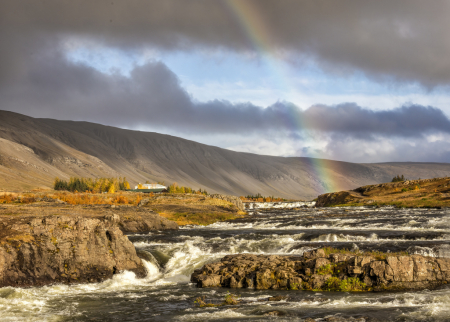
[2,205,450,320]
[245,201,316,210]
[208,194,244,211]
[0,215,146,287]
[191,248,450,291]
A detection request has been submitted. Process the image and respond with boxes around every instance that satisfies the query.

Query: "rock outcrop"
[208,194,244,211]
[119,212,179,233]
[316,191,363,207]
[316,177,450,207]
[191,248,450,291]
[0,215,146,287]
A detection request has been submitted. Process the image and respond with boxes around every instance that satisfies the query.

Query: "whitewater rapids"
[1,206,450,321]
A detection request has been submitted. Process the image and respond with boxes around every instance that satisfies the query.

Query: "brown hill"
[316,177,450,207]
[1,110,450,199]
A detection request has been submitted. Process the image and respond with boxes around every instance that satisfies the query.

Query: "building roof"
[134,183,167,189]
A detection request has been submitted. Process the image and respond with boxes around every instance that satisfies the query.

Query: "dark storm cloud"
[2,0,450,144]
[2,55,450,139]
[2,0,450,87]
[301,103,450,138]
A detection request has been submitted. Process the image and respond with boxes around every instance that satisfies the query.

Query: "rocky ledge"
[0,214,146,287]
[191,248,450,291]
[118,211,178,233]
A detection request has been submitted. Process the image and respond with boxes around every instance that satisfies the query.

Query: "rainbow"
[223,0,342,195]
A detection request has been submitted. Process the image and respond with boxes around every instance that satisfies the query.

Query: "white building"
[134,183,167,190]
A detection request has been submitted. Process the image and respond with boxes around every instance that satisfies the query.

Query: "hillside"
[1,110,450,199]
[316,177,450,207]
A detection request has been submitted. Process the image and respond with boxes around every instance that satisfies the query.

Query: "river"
[1,206,450,321]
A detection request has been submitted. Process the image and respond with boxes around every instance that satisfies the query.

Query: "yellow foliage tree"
[168,182,178,193]
[137,183,145,189]
[108,184,115,194]
[124,181,131,189]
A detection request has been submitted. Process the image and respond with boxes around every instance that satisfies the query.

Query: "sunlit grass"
[159,211,245,226]
[322,246,409,260]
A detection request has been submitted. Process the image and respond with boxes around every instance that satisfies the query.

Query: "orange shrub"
[135,194,142,205]
[0,191,147,206]
[113,195,130,204]
[54,192,108,205]
[21,195,37,204]
[0,194,17,204]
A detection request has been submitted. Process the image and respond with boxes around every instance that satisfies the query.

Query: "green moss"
[322,246,408,260]
[325,276,367,292]
[317,264,334,275]
[194,292,240,308]
[223,292,240,305]
[301,281,312,290]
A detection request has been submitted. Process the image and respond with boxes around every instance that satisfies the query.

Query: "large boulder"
[191,249,450,292]
[0,215,146,287]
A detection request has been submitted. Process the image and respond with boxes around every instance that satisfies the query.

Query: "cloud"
[301,103,450,137]
[224,132,450,163]
[2,1,450,87]
[2,51,450,141]
[321,135,450,163]
[2,0,450,164]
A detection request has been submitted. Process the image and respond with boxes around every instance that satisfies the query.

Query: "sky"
[2,0,450,163]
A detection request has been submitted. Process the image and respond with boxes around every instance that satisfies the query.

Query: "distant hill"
[1,110,450,199]
[316,177,450,207]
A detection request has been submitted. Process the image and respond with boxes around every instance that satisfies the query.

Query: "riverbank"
[0,191,246,227]
[0,194,175,288]
[316,177,450,207]
[0,191,248,287]
[191,247,450,292]
[141,193,246,226]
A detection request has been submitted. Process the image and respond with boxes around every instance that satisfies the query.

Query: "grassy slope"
[317,177,450,207]
[0,191,246,227]
[144,194,246,225]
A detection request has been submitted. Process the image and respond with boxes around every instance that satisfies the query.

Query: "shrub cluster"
[392,175,406,182]
[240,193,285,202]
[0,194,37,204]
[325,276,366,292]
[53,177,130,193]
[53,192,144,205]
[167,182,208,195]
[0,194,17,204]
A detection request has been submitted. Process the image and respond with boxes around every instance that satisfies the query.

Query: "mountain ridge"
[1,110,450,199]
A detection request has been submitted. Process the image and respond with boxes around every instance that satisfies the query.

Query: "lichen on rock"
[191,248,450,292]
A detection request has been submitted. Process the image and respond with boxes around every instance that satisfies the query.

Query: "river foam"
[1,206,450,321]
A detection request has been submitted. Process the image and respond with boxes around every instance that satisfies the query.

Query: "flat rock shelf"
[191,248,450,291]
